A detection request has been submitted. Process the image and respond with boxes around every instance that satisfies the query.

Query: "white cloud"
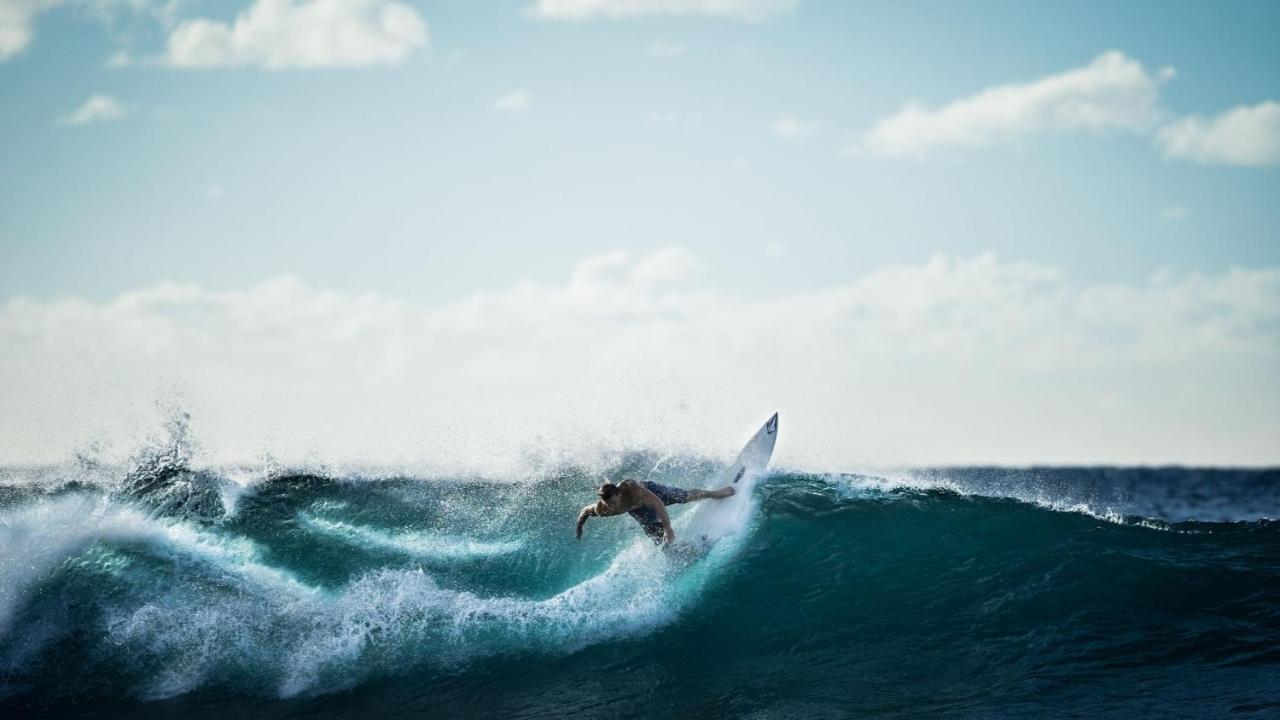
[863,51,1173,158]
[0,0,60,60]
[645,39,685,59]
[764,240,787,257]
[495,90,530,114]
[629,246,699,285]
[162,0,427,69]
[3,249,1278,468]
[56,94,128,125]
[772,115,816,140]
[1155,101,1280,167]
[1160,206,1189,222]
[531,0,797,22]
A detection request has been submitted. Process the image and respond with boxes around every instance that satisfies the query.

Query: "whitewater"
[1,430,1278,718]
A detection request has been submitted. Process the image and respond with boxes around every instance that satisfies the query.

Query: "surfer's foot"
[711,486,735,499]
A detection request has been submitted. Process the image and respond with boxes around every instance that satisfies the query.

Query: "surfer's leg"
[629,506,667,543]
[643,481,734,504]
[643,481,690,505]
[686,486,735,501]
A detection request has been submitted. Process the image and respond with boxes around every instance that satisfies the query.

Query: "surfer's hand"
[662,528,676,545]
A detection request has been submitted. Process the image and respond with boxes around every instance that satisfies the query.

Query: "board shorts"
[628,481,691,543]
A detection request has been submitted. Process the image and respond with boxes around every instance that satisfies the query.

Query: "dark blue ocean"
[1,446,1278,718]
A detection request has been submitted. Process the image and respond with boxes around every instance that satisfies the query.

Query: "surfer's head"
[598,483,619,501]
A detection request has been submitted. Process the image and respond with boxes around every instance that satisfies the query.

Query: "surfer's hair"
[598,483,619,500]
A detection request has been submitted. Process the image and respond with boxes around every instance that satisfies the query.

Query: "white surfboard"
[681,413,778,548]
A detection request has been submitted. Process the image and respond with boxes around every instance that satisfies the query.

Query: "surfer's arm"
[576,500,619,539]
[575,504,597,539]
[658,503,674,543]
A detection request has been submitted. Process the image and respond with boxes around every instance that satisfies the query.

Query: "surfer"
[575,479,735,545]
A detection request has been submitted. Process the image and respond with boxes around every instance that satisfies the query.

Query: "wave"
[97,543,691,700]
[0,465,747,702]
[0,495,316,633]
[816,466,1279,524]
[1,455,1278,716]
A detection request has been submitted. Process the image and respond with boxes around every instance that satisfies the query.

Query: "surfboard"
[681,412,778,548]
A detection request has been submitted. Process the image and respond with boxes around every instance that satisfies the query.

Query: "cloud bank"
[3,249,1277,470]
[163,0,427,69]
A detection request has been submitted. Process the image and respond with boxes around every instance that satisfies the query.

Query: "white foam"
[2,476,757,701]
[816,472,1191,532]
[1027,499,1194,533]
[88,535,696,699]
[820,470,963,497]
[0,494,316,634]
[296,513,522,560]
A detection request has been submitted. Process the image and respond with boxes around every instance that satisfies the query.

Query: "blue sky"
[1,0,1278,467]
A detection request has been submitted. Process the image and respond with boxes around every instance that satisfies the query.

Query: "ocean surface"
[1,441,1278,718]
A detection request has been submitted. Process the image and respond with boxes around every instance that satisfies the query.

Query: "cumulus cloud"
[0,0,60,60]
[495,90,530,114]
[56,93,128,125]
[1155,101,1280,167]
[531,0,798,22]
[162,0,427,69]
[772,116,816,140]
[3,248,1278,468]
[863,51,1173,157]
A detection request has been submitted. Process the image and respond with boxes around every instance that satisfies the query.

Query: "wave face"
[1,458,1278,719]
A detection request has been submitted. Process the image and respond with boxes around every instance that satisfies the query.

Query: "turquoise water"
[1,452,1278,718]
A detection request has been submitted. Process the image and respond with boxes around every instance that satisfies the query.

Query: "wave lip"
[816,465,1280,523]
[297,513,523,560]
[0,493,321,627]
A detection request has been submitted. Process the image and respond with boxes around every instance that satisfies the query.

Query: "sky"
[1,0,1278,470]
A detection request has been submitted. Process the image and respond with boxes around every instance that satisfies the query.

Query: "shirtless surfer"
[575,479,735,545]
